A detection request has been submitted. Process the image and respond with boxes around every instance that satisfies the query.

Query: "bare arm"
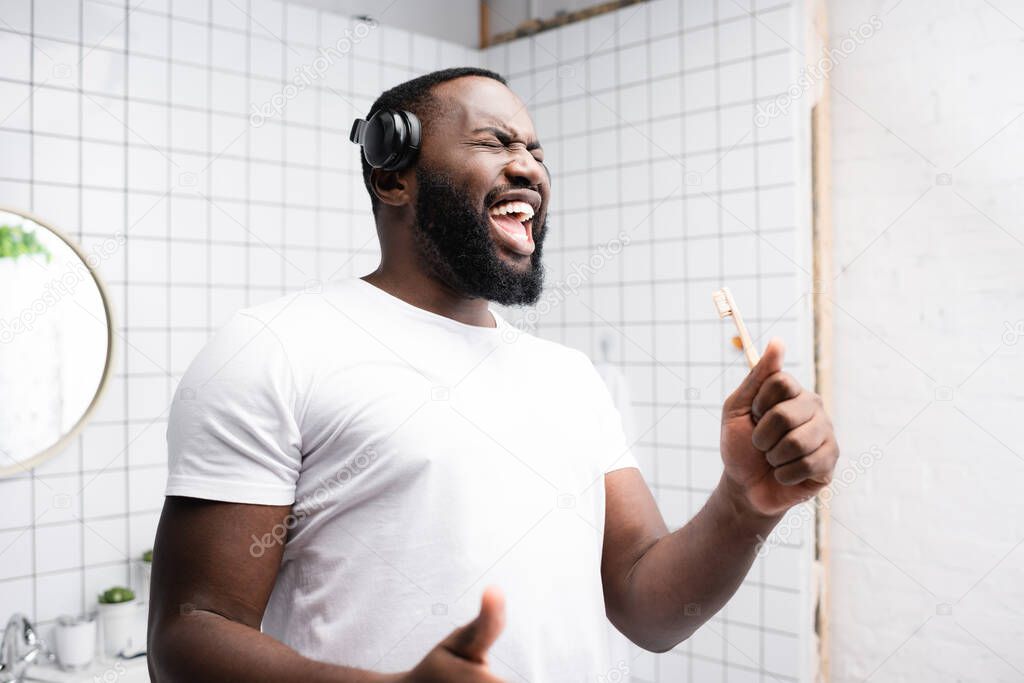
[601,469,781,652]
[601,339,839,653]
[148,496,511,682]
[147,496,398,682]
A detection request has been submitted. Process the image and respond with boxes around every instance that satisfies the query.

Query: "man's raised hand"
[719,338,840,517]
[399,586,508,683]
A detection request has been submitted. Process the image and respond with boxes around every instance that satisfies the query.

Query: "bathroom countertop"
[25,655,149,683]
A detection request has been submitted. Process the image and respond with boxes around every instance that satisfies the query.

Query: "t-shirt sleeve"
[165,311,302,505]
[581,355,641,475]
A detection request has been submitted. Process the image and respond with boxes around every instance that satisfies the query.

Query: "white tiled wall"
[0,0,819,680]
[0,0,475,627]
[487,1,818,681]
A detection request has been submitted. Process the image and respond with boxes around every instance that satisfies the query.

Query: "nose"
[504,149,547,189]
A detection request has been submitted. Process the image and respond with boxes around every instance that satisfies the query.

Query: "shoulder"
[232,288,322,335]
[231,279,369,351]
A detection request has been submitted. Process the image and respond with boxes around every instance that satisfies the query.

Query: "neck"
[362,258,495,329]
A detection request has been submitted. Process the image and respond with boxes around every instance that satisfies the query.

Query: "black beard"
[411,168,546,306]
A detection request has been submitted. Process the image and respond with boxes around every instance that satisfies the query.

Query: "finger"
[439,657,509,683]
[751,372,803,422]
[764,414,829,467]
[444,586,506,663]
[773,438,839,486]
[722,338,785,418]
[751,394,817,453]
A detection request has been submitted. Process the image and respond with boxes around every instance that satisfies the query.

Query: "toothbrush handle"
[731,311,760,369]
[741,339,760,368]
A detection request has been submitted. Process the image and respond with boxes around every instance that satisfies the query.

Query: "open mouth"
[487,199,537,257]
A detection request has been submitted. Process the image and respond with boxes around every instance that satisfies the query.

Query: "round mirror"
[0,205,115,477]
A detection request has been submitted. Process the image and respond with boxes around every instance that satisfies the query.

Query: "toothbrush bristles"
[712,288,733,318]
[711,286,759,368]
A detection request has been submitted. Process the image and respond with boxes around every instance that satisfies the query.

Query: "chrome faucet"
[0,614,53,682]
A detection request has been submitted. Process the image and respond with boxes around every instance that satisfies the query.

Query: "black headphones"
[349,109,421,171]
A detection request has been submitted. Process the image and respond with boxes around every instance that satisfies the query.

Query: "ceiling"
[281,0,482,46]
[279,0,608,48]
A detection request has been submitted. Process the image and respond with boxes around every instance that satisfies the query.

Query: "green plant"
[0,224,52,262]
[142,549,153,563]
[98,586,135,604]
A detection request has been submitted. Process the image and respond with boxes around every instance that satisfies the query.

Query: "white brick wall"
[827,1,1024,680]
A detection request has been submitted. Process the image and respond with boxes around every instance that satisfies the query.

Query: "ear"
[370,167,414,209]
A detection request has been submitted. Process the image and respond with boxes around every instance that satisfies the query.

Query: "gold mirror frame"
[0,204,117,478]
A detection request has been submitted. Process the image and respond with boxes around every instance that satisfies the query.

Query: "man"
[149,67,839,682]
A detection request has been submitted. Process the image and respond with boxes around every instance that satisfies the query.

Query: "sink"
[24,656,149,683]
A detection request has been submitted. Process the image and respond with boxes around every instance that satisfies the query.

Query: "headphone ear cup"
[389,110,421,171]
[359,109,421,171]
[360,112,395,169]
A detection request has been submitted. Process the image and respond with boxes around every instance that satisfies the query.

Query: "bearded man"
[148,67,839,683]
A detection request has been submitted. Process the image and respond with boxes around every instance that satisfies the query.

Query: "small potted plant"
[96,586,137,657]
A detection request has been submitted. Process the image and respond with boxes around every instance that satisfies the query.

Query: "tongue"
[492,214,528,241]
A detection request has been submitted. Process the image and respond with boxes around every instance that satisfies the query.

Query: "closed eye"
[471,126,543,154]
[470,130,546,167]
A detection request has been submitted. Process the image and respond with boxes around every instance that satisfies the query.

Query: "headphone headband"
[350,109,421,172]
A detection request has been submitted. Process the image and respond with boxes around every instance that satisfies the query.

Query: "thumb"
[444,586,506,663]
[723,338,785,417]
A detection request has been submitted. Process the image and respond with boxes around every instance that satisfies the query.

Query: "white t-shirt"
[166,277,640,681]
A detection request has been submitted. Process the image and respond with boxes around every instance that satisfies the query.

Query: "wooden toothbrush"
[712,287,760,369]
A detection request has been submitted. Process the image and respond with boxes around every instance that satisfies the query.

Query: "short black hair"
[358,67,508,213]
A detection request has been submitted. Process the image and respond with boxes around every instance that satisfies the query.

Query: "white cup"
[54,613,97,671]
[97,600,139,657]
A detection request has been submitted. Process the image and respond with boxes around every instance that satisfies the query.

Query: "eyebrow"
[471,124,543,152]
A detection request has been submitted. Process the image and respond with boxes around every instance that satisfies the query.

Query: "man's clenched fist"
[720,338,840,517]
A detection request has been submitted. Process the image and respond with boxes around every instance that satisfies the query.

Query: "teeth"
[488,200,535,222]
